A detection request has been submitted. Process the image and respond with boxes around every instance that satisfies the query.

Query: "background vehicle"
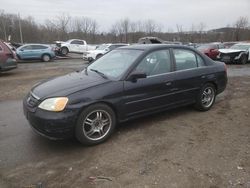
[83,43,128,62]
[23,45,227,145]
[16,44,55,62]
[55,39,96,56]
[218,43,250,64]
[138,37,182,45]
[197,42,225,60]
[0,40,17,72]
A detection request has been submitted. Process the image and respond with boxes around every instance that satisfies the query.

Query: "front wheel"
[195,83,216,111]
[240,55,248,64]
[75,103,116,145]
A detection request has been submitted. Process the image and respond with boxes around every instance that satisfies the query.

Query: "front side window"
[21,45,32,50]
[135,50,171,76]
[173,49,198,71]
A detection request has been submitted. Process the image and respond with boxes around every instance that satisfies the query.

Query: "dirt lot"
[0,60,250,188]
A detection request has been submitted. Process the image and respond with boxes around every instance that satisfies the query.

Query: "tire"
[96,54,103,60]
[240,55,247,64]
[75,103,116,146]
[61,47,69,56]
[42,54,51,62]
[195,83,216,111]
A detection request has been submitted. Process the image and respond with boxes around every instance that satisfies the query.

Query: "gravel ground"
[0,60,250,188]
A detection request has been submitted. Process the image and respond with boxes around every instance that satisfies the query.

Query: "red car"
[0,40,17,72]
[197,43,225,60]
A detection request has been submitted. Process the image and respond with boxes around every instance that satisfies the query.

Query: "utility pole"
[18,13,23,43]
[1,14,7,41]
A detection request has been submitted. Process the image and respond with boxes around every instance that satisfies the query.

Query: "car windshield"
[87,49,143,80]
[96,44,109,50]
[230,44,250,50]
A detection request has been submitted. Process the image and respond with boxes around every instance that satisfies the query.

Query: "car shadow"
[116,105,194,133]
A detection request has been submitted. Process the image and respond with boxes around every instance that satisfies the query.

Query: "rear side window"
[173,49,198,71]
[31,45,48,49]
[71,40,84,45]
[197,55,205,67]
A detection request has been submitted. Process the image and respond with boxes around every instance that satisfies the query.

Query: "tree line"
[0,10,249,44]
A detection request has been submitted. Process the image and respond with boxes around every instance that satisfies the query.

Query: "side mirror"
[127,71,147,82]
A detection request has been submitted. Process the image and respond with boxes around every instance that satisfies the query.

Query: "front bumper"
[218,53,243,64]
[23,95,80,139]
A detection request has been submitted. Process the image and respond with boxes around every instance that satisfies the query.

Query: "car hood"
[32,71,110,99]
[219,49,247,54]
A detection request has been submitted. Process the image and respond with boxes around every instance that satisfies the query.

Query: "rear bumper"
[0,58,17,71]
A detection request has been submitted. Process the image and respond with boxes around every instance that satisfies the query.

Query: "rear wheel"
[75,103,116,145]
[42,54,50,62]
[195,83,216,111]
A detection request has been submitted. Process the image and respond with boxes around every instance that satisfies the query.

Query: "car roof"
[119,44,192,51]
[234,43,250,46]
[22,43,49,46]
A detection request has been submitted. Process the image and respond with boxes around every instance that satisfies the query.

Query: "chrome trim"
[30,91,40,100]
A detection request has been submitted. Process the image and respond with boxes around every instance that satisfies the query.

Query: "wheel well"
[78,101,119,122]
[205,81,218,93]
[96,54,102,58]
[61,46,69,51]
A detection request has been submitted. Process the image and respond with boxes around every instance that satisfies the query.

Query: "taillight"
[5,53,14,58]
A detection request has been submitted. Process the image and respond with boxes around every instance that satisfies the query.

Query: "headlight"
[38,97,68,112]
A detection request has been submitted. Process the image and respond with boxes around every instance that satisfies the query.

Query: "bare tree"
[234,16,249,41]
[56,13,71,40]
[110,18,130,43]
[197,22,206,42]
[144,19,161,35]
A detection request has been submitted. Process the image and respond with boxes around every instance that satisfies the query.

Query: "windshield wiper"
[90,69,108,79]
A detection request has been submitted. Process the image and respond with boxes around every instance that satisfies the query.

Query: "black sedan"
[23,45,227,145]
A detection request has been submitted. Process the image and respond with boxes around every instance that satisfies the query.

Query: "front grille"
[27,92,39,108]
[221,52,241,59]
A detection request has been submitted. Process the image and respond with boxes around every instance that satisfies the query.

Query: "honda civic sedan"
[23,44,227,145]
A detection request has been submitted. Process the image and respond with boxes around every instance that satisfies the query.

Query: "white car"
[218,43,250,64]
[56,39,96,55]
[83,43,128,62]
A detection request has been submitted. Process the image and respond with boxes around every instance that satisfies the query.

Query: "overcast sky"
[1,0,250,31]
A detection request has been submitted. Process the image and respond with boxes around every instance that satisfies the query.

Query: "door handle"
[201,75,206,79]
